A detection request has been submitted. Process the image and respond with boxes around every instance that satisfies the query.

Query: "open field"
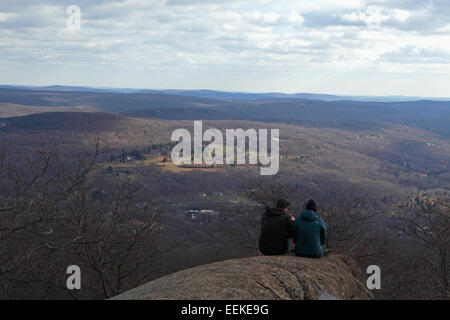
[0,103,100,118]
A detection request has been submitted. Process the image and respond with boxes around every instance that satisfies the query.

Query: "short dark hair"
[276,199,290,209]
[305,199,317,212]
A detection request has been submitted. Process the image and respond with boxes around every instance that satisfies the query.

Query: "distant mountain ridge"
[1,86,450,138]
[2,84,450,102]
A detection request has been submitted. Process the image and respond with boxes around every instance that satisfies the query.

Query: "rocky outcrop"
[112,255,372,300]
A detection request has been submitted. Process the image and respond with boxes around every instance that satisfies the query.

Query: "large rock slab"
[112,255,372,300]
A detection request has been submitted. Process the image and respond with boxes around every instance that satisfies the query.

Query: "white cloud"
[0,0,449,96]
[392,9,411,22]
[341,6,413,29]
[0,12,16,22]
[287,11,304,24]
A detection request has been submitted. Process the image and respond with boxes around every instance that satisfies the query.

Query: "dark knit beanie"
[305,199,317,212]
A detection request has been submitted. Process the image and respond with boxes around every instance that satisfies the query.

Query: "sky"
[1,0,450,97]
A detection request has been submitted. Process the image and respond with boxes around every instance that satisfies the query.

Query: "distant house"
[183,207,218,222]
[105,166,114,174]
[200,210,216,215]
[184,210,198,220]
[115,169,133,175]
[135,202,148,209]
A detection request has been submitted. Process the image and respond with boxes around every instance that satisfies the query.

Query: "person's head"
[305,199,317,212]
[276,199,290,212]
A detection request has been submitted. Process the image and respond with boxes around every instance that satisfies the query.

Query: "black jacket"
[258,207,294,255]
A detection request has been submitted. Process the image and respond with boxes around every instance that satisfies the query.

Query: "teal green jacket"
[293,210,327,255]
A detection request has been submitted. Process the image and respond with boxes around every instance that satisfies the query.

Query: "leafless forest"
[0,87,449,299]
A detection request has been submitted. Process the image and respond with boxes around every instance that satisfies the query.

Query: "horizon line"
[1,83,450,101]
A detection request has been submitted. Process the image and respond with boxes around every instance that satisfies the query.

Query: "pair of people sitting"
[258,198,327,258]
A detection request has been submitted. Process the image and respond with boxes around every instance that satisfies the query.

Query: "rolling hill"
[1,86,449,137]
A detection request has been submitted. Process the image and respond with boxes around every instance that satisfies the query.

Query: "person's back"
[258,199,294,256]
[293,199,327,258]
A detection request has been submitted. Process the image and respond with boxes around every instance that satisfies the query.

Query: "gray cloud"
[165,0,245,6]
[298,0,450,33]
[0,0,449,96]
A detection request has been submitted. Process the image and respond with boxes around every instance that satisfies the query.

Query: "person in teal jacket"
[293,199,327,258]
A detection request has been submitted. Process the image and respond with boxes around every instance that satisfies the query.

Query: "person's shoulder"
[317,216,326,224]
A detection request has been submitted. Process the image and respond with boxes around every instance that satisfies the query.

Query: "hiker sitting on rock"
[258,199,294,256]
[293,199,327,259]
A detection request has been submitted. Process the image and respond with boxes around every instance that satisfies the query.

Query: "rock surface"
[111,255,372,300]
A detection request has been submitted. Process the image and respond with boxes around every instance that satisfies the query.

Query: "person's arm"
[287,216,294,239]
[319,218,327,246]
[292,219,297,244]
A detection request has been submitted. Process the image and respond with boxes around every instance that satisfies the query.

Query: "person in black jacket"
[258,199,294,255]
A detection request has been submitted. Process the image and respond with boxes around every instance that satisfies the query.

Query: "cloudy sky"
[1,0,450,96]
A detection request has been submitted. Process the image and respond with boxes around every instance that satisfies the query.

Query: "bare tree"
[392,194,450,299]
[0,139,165,299]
